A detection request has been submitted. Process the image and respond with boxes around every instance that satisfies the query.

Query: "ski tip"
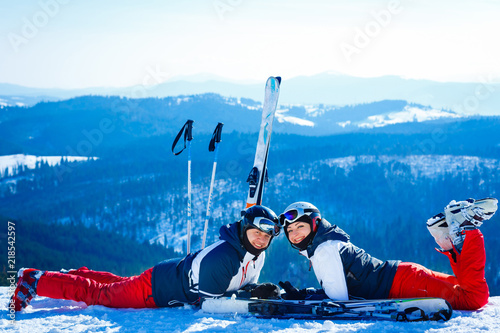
[275,76,281,84]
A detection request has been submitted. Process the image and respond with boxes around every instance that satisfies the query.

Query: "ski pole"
[202,122,224,249]
[172,119,194,254]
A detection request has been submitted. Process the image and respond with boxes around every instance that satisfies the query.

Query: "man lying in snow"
[11,205,282,311]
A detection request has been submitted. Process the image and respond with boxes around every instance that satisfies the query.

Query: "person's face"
[246,228,272,250]
[286,222,311,244]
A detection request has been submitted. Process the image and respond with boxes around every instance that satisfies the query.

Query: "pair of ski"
[201,296,453,322]
[244,76,281,209]
[172,120,224,253]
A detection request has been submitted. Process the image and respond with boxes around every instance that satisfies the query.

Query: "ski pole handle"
[172,119,194,155]
[186,119,194,141]
[209,122,224,152]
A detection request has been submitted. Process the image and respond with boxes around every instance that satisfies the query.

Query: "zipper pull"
[252,256,258,269]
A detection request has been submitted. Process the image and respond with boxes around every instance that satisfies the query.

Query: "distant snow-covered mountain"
[355,106,461,128]
[0,95,470,146]
[277,104,463,131]
[2,72,499,115]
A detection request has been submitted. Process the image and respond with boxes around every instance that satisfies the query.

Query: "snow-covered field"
[320,155,499,179]
[356,106,461,129]
[1,288,499,333]
[0,154,96,177]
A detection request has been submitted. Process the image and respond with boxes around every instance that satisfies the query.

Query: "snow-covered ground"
[320,155,499,179]
[357,106,461,129]
[0,154,97,177]
[274,105,462,129]
[1,288,499,333]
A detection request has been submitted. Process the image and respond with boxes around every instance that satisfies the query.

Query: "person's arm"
[196,247,237,298]
[311,240,349,300]
[222,254,280,299]
[198,248,280,300]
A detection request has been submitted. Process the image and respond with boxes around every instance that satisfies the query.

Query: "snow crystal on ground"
[1,288,499,332]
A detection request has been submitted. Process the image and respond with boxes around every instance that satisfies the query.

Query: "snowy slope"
[1,288,499,333]
[355,106,461,128]
[319,155,499,179]
[0,154,96,177]
[275,105,462,130]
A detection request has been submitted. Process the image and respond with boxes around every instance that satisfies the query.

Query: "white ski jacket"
[299,219,400,300]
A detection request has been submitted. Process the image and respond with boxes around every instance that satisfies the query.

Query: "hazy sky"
[1,0,499,89]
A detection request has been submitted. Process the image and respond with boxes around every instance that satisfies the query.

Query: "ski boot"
[446,198,497,252]
[10,268,45,311]
[427,198,498,251]
[426,212,451,251]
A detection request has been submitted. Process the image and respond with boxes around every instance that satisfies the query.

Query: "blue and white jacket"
[301,219,400,300]
[151,222,265,307]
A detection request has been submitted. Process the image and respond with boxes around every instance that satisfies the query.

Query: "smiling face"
[286,221,312,245]
[245,228,272,250]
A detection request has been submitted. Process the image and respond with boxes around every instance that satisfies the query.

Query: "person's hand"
[278,281,306,300]
[251,283,281,299]
[279,281,328,300]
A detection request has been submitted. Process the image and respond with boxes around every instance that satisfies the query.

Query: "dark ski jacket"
[300,219,400,300]
[151,222,265,307]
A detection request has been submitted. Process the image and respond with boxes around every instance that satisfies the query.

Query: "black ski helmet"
[239,205,280,241]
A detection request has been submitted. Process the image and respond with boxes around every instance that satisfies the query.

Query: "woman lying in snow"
[278,198,497,310]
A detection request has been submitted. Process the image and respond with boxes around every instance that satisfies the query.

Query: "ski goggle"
[279,207,320,226]
[252,216,281,236]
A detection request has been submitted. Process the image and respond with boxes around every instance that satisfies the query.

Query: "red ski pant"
[388,229,489,310]
[37,267,157,308]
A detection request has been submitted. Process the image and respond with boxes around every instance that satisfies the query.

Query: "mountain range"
[0,93,481,158]
[1,72,499,115]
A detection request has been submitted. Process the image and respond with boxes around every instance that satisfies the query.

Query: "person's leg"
[439,229,489,309]
[388,262,459,301]
[389,230,488,310]
[423,268,458,285]
[37,268,157,308]
[64,267,130,284]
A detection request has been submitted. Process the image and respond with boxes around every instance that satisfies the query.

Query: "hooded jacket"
[300,219,400,300]
[151,222,265,307]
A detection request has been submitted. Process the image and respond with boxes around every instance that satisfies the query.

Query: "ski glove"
[279,281,305,300]
[250,283,281,299]
[279,281,327,300]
